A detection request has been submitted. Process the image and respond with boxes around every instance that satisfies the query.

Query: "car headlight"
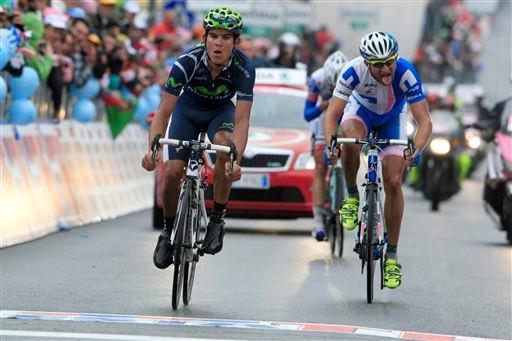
[430,137,451,155]
[294,152,315,170]
[406,121,415,137]
[465,129,481,149]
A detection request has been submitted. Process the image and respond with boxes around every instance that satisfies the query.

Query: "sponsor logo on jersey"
[167,77,183,89]
[193,85,229,97]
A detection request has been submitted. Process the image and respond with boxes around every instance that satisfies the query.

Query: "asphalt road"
[1,178,511,340]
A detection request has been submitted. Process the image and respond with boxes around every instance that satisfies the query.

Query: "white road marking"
[0,330,232,341]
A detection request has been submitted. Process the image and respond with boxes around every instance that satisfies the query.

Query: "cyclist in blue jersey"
[142,7,255,269]
[304,51,349,240]
[324,32,432,288]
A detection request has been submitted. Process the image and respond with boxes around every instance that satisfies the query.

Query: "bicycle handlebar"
[153,136,237,175]
[158,138,232,154]
[335,137,409,146]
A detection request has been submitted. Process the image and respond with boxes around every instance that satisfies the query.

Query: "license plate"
[232,173,270,190]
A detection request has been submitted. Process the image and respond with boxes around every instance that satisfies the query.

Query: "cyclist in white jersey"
[304,51,348,240]
[324,32,432,288]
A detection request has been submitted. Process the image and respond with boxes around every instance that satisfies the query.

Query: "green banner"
[106,105,135,139]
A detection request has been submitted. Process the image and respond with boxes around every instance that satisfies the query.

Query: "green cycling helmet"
[203,7,243,36]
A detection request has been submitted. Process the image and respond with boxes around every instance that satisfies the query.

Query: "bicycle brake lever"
[151,133,161,164]
[229,143,238,176]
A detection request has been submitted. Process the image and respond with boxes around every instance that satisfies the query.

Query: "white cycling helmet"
[359,31,398,61]
[323,51,349,88]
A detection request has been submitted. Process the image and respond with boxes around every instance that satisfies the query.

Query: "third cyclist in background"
[304,51,349,241]
[324,32,432,288]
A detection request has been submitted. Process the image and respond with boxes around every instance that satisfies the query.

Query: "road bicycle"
[312,134,345,257]
[331,132,413,303]
[151,132,235,310]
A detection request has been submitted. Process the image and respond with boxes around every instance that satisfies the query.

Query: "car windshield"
[250,87,308,130]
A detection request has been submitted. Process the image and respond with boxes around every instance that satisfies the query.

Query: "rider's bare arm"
[324,96,347,145]
[409,99,432,152]
[148,92,179,151]
[231,100,252,163]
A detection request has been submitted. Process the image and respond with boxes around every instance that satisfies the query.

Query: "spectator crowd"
[413,0,490,83]
[1,0,489,129]
[0,0,341,126]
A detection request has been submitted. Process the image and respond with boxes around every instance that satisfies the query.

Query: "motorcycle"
[413,110,465,211]
[475,98,512,243]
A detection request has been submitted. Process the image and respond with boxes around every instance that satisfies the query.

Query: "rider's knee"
[213,131,232,146]
[164,161,185,181]
[384,175,402,193]
[341,120,366,138]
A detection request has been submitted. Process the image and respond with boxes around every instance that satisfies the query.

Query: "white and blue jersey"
[304,68,333,140]
[333,57,425,157]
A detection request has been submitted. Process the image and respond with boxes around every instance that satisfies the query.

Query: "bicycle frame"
[170,136,208,262]
[359,140,387,261]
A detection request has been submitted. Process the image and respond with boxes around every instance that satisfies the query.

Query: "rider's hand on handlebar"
[142,149,161,171]
[323,145,340,166]
[404,148,421,167]
[225,162,242,182]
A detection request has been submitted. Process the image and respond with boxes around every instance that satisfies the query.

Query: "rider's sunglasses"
[367,54,398,69]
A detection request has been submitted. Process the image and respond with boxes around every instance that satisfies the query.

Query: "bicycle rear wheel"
[365,184,378,304]
[171,181,192,310]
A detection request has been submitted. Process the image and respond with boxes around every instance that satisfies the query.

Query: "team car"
[153,68,314,228]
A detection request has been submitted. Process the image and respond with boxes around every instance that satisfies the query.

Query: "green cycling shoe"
[384,258,402,289]
[339,197,359,230]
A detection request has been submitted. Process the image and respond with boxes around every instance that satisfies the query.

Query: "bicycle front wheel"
[365,184,378,304]
[183,188,204,305]
[171,181,192,310]
[331,167,346,258]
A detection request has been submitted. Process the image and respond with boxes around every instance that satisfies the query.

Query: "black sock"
[347,186,359,199]
[386,245,397,260]
[164,216,175,230]
[211,201,227,223]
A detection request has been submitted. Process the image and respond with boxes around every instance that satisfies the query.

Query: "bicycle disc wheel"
[171,182,191,310]
[365,185,378,304]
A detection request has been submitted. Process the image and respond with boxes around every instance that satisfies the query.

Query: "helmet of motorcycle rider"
[359,31,398,61]
[323,51,349,89]
[279,32,301,47]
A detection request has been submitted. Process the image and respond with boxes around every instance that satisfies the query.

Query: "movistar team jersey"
[333,57,425,119]
[163,46,255,108]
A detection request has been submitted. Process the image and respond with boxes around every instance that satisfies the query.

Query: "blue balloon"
[145,93,160,113]
[0,76,6,101]
[147,84,161,97]
[70,77,101,100]
[8,99,37,125]
[9,66,40,99]
[0,28,16,69]
[134,97,149,123]
[0,45,10,70]
[72,99,97,123]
